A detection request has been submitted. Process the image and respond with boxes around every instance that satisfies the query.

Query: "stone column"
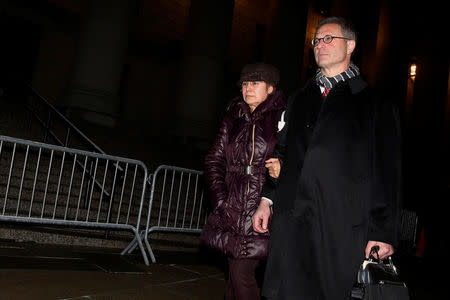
[329,0,352,19]
[445,66,450,149]
[371,0,391,89]
[175,0,235,142]
[264,0,308,93]
[63,0,131,127]
[332,0,381,85]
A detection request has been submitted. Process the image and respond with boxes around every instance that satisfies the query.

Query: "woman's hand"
[252,199,272,233]
[265,158,281,178]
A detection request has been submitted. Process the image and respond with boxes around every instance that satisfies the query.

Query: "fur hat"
[238,63,280,87]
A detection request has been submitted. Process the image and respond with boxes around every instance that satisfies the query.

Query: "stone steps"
[0,138,204,253]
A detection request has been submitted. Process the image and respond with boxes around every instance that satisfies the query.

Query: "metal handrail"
[22,83,126,203]
[25,84,105,153]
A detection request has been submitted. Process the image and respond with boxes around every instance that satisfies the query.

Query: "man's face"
[241,81,274,112]
[313,23,355,76]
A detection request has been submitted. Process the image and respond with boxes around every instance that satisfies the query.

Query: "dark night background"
[0,0,448,298]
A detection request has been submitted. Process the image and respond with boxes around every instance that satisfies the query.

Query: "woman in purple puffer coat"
[201,63,286,300]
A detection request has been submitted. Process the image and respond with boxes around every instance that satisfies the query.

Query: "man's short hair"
[316,17,357,42]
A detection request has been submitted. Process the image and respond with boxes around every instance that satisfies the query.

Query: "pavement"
[0,238,446,300]
[0,239,226,300]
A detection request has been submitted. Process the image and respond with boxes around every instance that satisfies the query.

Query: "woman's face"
[241,81,274,112]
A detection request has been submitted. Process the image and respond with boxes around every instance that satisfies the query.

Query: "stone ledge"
[0,223,202,253]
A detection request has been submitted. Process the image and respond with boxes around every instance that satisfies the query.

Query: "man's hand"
[365,240,394,260]
[265,158,281,179]
[252,199,272,233]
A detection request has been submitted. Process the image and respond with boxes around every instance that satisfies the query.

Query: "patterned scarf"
[315,63,360,92]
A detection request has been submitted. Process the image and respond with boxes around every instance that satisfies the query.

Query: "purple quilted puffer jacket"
[201,91,286,259]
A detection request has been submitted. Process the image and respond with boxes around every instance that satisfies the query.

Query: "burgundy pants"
[225,258,260,300]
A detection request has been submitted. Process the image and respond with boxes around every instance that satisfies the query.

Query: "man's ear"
[267,85,274,94]
[347,40,356,55]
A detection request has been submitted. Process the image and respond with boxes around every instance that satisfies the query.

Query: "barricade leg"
[120,230,149,266]
[144,234,156,263]
[121,237,138,255]
[136,235,150,266]
[121,230,145,254]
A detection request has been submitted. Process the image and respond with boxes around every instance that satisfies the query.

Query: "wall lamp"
[409,62,417,80]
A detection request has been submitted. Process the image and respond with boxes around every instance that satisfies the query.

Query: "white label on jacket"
[278,110,286,132]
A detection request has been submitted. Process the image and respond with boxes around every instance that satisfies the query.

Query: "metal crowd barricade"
[0,135,151,265]
[124,165,208,264]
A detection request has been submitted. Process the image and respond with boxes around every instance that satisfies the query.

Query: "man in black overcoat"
[252,17,402,299]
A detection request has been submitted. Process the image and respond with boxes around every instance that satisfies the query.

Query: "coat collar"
[328,75,368,95]
[230,90,286,121]
[347,76,368,94]
[304,75,368,96]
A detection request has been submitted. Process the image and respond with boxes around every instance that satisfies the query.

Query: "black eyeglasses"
[311,35,351,47]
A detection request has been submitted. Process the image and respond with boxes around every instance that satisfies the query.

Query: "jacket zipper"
[247,124,256,194]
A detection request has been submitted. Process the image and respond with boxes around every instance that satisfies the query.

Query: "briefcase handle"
[368,245,381,261]
[368,246,399,276]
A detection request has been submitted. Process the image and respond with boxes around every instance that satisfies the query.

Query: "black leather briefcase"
[351,247,410,300]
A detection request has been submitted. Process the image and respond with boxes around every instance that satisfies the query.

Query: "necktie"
[320,85,329,99]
